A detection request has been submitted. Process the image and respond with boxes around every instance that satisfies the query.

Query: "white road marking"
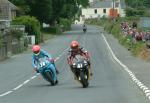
[0,47,69,98]
[23,80,30,84]
[148,96,150,100]
[0,91,13,97]
[13,84,23,91]
[54,48,69,62]
[145,90,150,93]
[102,32,150,101]
[143,87,149,91]
[146,93,150,97]
[30,75,37,80]
[54,57,60,61]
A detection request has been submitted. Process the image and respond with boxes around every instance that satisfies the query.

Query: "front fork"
[88,66,91,80]
[77,68,90,81]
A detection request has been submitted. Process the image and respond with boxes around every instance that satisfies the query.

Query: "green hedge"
[42,18,71,34]
[42,25,61,34]
[7,29,24,40]
[12,16,41,44]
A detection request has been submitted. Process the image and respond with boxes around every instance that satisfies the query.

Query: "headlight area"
[77,64,83,68]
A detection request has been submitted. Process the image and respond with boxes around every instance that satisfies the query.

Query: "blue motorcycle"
[37,57,58,86]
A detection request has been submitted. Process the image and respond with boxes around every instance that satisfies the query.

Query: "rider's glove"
[49,58,55,63]
[34,67,39,73]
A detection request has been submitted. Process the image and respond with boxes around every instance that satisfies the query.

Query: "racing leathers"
[32,49,59,74]
[67,47,92,76]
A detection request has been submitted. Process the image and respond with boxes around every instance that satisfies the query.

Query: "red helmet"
[70,41,79,49]
[32,45,41,55]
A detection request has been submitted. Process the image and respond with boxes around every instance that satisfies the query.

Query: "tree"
[125,0,150,8]
[27,0,53,24]
[144,0,150,8]
[125,0,149,17]
[60,0,78,18]
[49,0,63,24]
[76,0,89,7]
[9,0,30,14]
[12,16,41,43]
[10,0,89,25]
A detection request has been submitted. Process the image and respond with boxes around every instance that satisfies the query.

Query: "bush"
[42,26,61,34]
[126,8,145,17]
[12,16,41,44]
[8,29,24,40]
[42,18,71,34]
[59,18,71,31]
[85,18,99,25]
[42,27,56,33]
[111,23,121,38]
[132,41,144,56]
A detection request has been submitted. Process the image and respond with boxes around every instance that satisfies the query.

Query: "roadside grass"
[131,41,145,56]
[86,17,145,56]
[142,27,150,32]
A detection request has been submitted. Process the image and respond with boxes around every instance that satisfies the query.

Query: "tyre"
[80,72,89,88]
[45,71,55,86]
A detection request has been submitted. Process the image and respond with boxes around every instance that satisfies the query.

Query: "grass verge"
[86,17,147,57]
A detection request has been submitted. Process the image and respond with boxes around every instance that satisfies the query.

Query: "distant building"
[81,0,126,21]
[0,0,18,29]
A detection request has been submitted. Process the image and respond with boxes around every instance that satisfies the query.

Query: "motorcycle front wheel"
[44,71,55,86]
[80,72,89,88]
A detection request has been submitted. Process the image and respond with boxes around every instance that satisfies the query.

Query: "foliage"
[86,18,145,56]
[60,1,78,19]
[9,0,30,14]
[126,8,145,17]
[131,41,144,56]
[8,29,24,40]
[42,26,61,34]
[125,0,150,8]
[76,0,89,7]
[50,0,64,24]
[144,10,150,17]
[10,0,89,25]
[42,18,71,34]
[143,0,150,8]
[125,0,150,17]
[12,16,41,44]
[59,18,71,31]
[26,0,53,23]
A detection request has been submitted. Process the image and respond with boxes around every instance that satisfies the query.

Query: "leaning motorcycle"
[37,57,58,86]
[72,55,90,88]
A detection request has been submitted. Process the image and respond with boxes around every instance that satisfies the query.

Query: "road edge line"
[101,32,150,101]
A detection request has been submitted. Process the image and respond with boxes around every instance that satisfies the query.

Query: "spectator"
[135,31,142,41]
